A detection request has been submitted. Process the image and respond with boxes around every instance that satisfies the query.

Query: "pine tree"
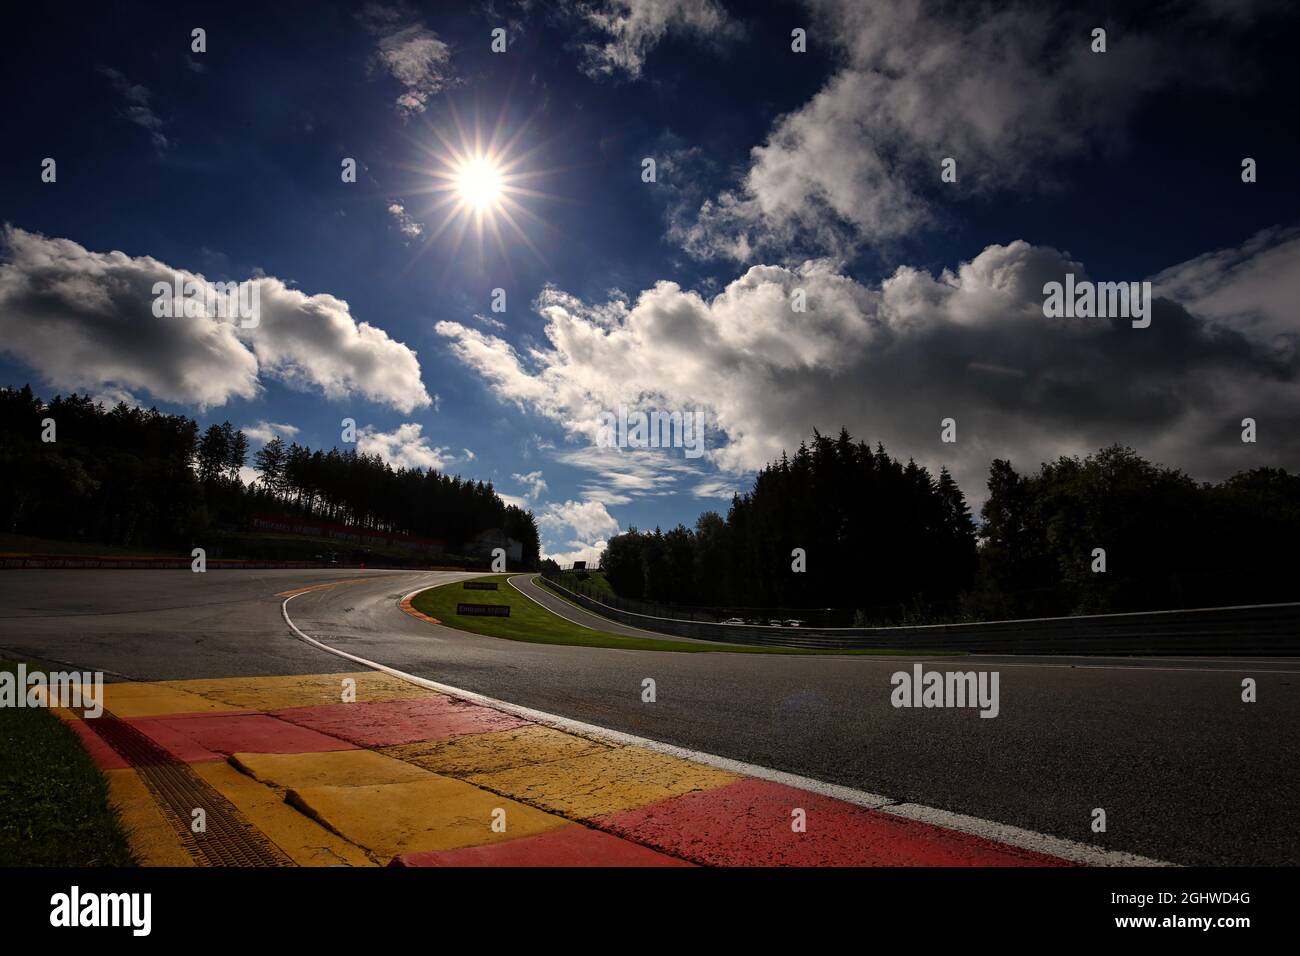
[253,437,287,498]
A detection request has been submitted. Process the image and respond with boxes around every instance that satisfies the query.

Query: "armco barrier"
[2,555,324,570]
[538,576,1300,655]
[1,554,490,572]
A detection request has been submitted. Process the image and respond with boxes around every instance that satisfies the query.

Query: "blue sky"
[2,0,1299,562]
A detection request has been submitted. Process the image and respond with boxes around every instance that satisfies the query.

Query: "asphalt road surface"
[2,568,1297,865]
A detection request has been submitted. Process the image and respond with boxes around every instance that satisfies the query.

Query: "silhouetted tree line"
[601,429,978,621]
[966,445,1299,617]
[598,429,1299,621]
[0,386,539,567]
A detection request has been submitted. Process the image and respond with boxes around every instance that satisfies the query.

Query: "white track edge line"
[880,804,1171,867]
[283,582,1173,868]
[508,574,714,643]
[506,573,603,632]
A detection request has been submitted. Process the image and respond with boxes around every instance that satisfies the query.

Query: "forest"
[596,428,1300,622]
[0,385,539,567]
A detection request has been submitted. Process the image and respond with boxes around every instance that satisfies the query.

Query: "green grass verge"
[0,662,137,866]
[554,569,618,601]
[411,575,959,655]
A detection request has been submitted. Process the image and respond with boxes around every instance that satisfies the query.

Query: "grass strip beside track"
[0,661,137,866]
[411,576,957,655]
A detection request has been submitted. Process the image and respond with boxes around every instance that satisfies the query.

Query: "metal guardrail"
[1,554,488,571]
[1,555,327,570]
[546,570,847,625]
[538,575,1300,655]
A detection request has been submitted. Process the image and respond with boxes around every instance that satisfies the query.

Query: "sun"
[394,108,556,268]
[453,155,504,212]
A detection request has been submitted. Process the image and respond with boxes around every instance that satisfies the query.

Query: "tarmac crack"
[223,755,388,867]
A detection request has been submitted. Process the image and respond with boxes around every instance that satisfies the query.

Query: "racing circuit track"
[2,567,1297,865]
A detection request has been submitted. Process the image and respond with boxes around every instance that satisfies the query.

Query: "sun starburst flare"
[398,110,554,266]
[453,156,504,212]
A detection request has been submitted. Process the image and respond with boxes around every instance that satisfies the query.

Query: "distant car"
[785,619,805,628]
[721,617,746,625]
[745,618,763,626]
[767,619,784,627]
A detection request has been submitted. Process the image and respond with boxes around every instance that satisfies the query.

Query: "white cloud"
[577,488,632,506]
[692,478,740,499]
[0,226,432,413]
[512,470,548,500]
[358,4,456,116]
[575,0,736,80]
[249,277,432,413]
[674,0,1268,261]
[437,231,1300,507]
[579,494,634,509]
[543,539,608,566]
[537,497,619,564]
[539,498,620,540]
[1151,225,1300,343]
[357,422,457,471]
[552,445,700,503]
[243,420,300,444]
[98,67,168,150]
[89,386,142,410]
[387,201,424,239]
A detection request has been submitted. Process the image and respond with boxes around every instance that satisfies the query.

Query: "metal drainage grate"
[78,707,295,867]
